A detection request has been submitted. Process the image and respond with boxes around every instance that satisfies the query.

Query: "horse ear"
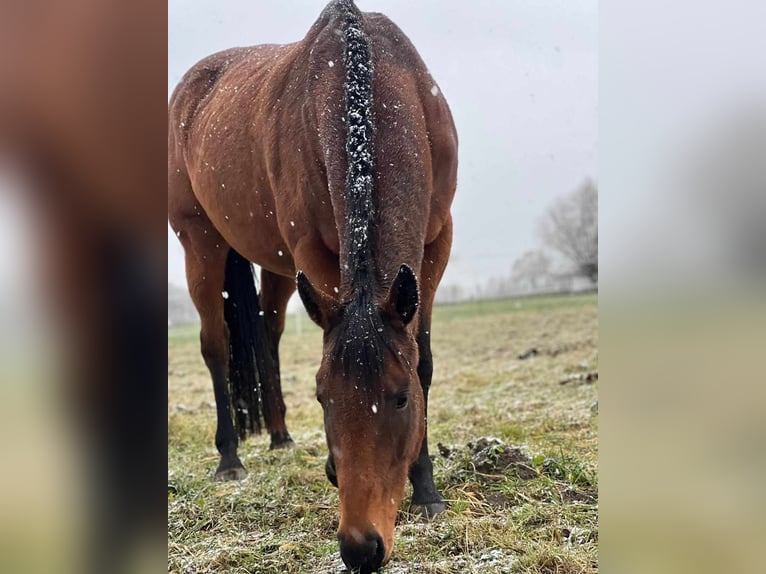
[296,271,336,328]
[385,264,419,326]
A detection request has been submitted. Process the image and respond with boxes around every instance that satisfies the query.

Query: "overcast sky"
[168,0,598,293]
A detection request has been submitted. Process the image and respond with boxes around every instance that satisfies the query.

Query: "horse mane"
[329,1,389,380]
[336,0,376,293]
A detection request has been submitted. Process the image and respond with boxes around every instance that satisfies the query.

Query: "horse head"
[297,264,424,572]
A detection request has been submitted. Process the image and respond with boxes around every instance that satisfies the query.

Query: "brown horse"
[168,1,457,570]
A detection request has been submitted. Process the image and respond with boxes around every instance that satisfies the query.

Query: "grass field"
[168,293,598,573]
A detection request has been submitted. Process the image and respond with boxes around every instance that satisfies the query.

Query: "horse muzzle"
[338,529,386,573]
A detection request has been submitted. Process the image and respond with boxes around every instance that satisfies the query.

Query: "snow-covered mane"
[329,1,388,379]
[338,0,376,294]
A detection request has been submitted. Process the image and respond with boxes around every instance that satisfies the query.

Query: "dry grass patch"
[169,294,598,573]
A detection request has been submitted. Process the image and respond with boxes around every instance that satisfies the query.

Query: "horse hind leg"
[259,269,296,449]
[180,231,247,481]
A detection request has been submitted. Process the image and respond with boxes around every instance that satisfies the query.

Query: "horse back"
[308,10,458,274]
[168,4,457,283]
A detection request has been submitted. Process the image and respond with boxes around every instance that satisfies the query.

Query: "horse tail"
[223,248,273,440]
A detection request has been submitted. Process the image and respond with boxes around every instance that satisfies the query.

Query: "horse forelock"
[330,286,387,382]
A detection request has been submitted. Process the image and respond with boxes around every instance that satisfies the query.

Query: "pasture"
[168,293,598,573]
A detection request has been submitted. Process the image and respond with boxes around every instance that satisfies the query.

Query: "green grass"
[431,293,596,322]
[168,293,598,573]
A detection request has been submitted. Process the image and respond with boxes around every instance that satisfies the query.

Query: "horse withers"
[168,1,457,571]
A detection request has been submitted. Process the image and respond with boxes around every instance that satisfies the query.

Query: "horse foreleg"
[408,320,447,518]
[408,219,452,518]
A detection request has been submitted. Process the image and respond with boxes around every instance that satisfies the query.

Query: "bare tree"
[540,179,598,283]
[511,249,551,292]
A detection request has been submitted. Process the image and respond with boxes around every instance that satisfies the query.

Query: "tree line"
[436,179,598,303]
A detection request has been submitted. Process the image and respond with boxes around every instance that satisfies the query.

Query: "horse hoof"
[214,466,247,481]
[409,501,447,520]
[269,436,295,450]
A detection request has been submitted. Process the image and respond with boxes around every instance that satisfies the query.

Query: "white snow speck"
[328,60,334,67]
[290,220,295,227]
[431,85,439,96]
[258,311,265,316]
[221,291,229,299]
[371,403,378,414]
[278,250,284,256]
[333,286,339,293]
[175,230,181,237]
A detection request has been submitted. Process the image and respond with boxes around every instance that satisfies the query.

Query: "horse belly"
[187,162,295,276]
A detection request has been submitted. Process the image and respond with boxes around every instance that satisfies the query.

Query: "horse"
[168,1,457,571]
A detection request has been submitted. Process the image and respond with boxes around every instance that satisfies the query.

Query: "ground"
[168,293,598,573]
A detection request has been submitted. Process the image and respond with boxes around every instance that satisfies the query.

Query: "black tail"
[223,249,275,440]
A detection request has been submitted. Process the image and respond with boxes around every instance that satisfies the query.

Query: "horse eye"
[395,392,409,410]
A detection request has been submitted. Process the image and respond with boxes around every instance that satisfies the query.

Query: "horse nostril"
[325,454,338,488]
[369,532,385,566]
[338,530,386,573]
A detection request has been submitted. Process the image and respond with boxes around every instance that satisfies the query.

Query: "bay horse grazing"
[168,1,457,570]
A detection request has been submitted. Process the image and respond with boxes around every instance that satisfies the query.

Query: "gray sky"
[597,0,766,295]
[168,0,598,293]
